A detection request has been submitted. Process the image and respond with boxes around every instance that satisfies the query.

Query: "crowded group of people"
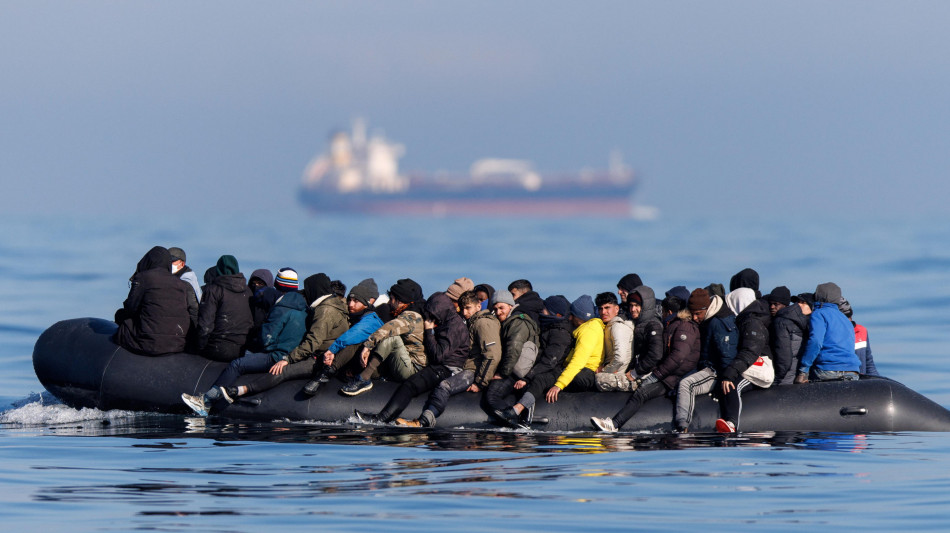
[113,246,879,433]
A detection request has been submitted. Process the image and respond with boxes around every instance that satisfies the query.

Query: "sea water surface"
[2,212,950,531]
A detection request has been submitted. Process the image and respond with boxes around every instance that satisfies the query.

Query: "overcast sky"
[2,1,949,217]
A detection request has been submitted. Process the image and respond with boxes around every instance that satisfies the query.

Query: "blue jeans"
[213,352,277,389]
[813,369,859,382]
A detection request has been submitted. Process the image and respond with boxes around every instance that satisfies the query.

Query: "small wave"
[0,393,137,426]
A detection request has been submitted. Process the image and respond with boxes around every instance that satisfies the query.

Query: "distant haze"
[2,1,949,217]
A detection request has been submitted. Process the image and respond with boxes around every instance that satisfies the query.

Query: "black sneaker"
[354,410,380,424]
[493,408,520,428]
[302,379,322,396]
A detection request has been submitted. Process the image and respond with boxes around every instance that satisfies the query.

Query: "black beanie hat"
[767,286,792,306]
[389,278,423,303]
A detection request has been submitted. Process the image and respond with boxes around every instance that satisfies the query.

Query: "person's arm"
[798,313,826,376]
[863,332,880,377]
[472,319,502,387]
[634,321,664,375]
[555,324,600,390]
[327,313,383,354]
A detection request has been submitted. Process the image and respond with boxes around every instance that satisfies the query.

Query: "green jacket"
[497,312,540,378]
[463,309,502,387]
[285,295,349,363]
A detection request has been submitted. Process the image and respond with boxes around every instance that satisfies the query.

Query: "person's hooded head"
[249,268,274,292]
[425,292,458,326]
[302,273,333,306]
[725,287,757,316]
[215,255,240,276]
[627,285,657,324]
[729,268,760,297]
[815,282,843,304]
[136,246,172,274]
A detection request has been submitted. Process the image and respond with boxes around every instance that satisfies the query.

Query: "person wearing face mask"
[169,247,201,301]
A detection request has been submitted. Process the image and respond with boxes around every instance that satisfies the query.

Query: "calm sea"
[2,212,950,531]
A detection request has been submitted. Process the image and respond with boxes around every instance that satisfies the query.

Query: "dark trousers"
[212,352,275,389]
[379,365,453,422]
[424,369,474,419]
[485,376,519,413]
[244,357,318,395]
[612,381,668,428]
[720,378,758,429]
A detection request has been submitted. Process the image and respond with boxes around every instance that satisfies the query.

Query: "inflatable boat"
[32,318,950,432]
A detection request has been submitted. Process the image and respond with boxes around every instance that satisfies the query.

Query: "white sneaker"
[591,416,617,433]
[181,393,208,417]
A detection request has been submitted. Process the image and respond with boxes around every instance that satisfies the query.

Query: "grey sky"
[2,2,949,216]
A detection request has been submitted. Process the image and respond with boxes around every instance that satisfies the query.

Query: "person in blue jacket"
[182,268,307,416]
[795,282,860,383]
[302,278,384,395]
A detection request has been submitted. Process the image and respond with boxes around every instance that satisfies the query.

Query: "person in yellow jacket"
[545,295,605,403]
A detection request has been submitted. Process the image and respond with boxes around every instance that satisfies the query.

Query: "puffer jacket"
[652,309,701,389]
[771,303,809,384]
[114,246,192,356]
[631,285,664,376]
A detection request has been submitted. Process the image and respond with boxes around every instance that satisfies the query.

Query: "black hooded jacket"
[514,290,544,327]
[631,285,665,376]
[720,299,772,383]
[422,292,469,369]
[771,302,809,385]
[114,246,193,355]
[524,314,573,381]
[197,272,254,351]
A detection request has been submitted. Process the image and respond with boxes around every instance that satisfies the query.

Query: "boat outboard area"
[33,318,950,433]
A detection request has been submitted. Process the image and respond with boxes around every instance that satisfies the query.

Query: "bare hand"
[424,320,436,329]
[491,374,501,380]
[513,379,527,390]
[721,380,735,395]
[794,373,809,384]
[360,347,370,367]
[625,370,636,381]
[323,350,335,366]
[269,360,288,375]
[546,386,561,403]
[467,384,480,393]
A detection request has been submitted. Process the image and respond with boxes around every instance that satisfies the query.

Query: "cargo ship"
[298,119,648,217]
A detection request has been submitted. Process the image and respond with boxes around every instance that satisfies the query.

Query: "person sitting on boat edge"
[593,286,665,393]
[715,287,774,433]
[525,295,604,410]
[771,292,814,386]
[590,286,700,432]
[674,287,737,433]
[459,290,502,394]
[340,278,426,395]
[395,291,500,427]
[508,279,544,327]
[482,289,541,426]
[490,294,573,428]
[169,246,202,302]
[114,246,194,356]
[195,255,254,362]
[181,268,307,416]
[223,273,349,399]
[838,299,880,377]
[593,292,635,392]
[355,291,469,424]
[591,289,700,433]
[795,282,860,384]
[302,278,383,395]
[245,268,279,353]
